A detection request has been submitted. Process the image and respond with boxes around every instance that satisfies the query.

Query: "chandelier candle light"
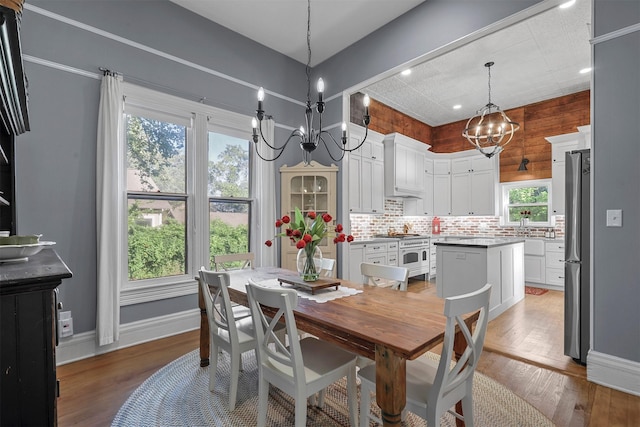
[462,61,520,158]
[265,207,353,281]
[251,0,371,165]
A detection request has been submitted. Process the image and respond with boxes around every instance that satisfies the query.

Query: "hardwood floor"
[57,279,640,426]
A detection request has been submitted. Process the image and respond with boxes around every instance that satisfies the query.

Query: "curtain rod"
[98,66,244,110]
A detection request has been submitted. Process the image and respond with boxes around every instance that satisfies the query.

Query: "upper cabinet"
[546,126,590,215]
[450,154,498,216]
[383,133,429,197]
[432,158,452,216]
[348,125,385,214]
[404,157,434,216]
[0,5,30,136]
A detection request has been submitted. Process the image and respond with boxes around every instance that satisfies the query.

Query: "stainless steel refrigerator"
[564,149,590,364]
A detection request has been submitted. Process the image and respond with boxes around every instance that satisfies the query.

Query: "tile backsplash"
[349,199,565,240]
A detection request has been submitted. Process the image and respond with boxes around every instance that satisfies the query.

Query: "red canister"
[432,216,441,234]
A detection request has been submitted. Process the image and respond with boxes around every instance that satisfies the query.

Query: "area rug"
[112,349,555,427]
[525,286,549,296]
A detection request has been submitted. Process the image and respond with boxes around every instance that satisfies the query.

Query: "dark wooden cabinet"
[1,128,15,233]
[1,249,72,426]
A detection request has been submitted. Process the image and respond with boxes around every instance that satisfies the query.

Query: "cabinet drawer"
[365,242,388,254]
[388,253,398,264]
[366,254,387,265]
[546,242,564,253]
[387,241,398,251]
[545,251,564,268]
[545,267,565,286]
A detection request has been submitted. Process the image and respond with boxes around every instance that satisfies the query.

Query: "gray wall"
[592,0,640,362]
[19,0,308,333]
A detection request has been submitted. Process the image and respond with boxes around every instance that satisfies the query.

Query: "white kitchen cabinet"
[524,255,546,283]
[404,158,434,216]
[348,125,385,214]
[436,240,525,320]
[546,126,591,215]
[429,237,442,278]
[546,132,581,215]
[545,241,565,288]
[524,239,545,283]
[433,159,451,216]
[348,240,399,282]
[383,133,429,197]
[348,244,365,283]
[450,155,497,216]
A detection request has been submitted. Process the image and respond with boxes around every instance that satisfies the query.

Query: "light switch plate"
[606,209,622,227]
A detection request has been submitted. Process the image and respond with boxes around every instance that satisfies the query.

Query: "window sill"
[120,275,196,306]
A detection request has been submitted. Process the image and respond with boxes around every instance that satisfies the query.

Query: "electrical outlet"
[59,311,73,337]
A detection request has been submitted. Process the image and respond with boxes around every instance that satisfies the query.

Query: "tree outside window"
[126,114,188,281]
[502,181,552,225]
[207,132,251,268]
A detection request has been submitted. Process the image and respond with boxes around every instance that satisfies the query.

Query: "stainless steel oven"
[399,238,430,278]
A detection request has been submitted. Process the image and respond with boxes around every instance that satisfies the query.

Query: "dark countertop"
[0,248,72,294]
[434,237,525,248]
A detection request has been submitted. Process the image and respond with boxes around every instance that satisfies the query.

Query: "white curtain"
[251,119,277,267]
[96,73,123,346]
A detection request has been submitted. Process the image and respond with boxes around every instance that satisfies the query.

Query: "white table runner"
[227,268,363,303]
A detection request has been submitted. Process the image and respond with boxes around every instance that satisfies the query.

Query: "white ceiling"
[170,0,591,127]
[170,0,425,66]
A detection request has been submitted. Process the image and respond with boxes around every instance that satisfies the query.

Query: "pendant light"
[251,0,371,165]
[518,122,529,171]
[462,61,520,158]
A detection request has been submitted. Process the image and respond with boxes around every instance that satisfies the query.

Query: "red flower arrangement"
[265,207,354,249]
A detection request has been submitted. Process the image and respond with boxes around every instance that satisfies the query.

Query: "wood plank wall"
[351,90,590,182]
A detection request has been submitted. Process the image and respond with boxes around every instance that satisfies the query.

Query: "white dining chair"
[360,262,410,291]
[320,257,336,277]
[246,281,358,427]
[198,267,257,411]
[213,252,254,271]
[358,283,492,427]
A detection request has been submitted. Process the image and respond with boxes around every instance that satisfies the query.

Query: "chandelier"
[251,0,371,164]
[462,61,519,158]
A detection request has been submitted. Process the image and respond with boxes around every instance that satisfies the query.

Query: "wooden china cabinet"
[279,161,338,271]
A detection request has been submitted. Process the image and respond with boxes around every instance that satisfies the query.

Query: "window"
[118,83,256,304]
[501,180,552,226]
[207,131,251,267]
[126,109,189,281]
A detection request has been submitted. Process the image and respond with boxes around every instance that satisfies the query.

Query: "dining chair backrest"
[429,283,492,420]
[246,280,358,427]
[213,252,254,271]
[246,282,305,382]
[198,268,242,340]
[320,258,336,277]
[360,262,410,291]
[198,267,256,411]
[357,283,492,427]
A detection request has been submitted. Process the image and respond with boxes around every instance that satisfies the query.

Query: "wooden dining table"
[197,267,478,427]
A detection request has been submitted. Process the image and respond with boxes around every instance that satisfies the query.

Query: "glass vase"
[296,245,323,282]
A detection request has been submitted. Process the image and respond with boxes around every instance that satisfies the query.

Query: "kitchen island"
[435,238,525,320]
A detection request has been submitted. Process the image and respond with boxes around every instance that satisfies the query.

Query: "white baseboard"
[587,350,640,396]
[56,308,200,365]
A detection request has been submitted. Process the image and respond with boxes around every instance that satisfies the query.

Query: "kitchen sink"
[524,239,545,256]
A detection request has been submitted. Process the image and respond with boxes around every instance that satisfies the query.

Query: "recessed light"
[559,0,576,9]
[401,69,411,76]
[579,67,592,74]
[453,104,462,110]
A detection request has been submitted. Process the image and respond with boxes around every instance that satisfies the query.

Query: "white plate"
[0,241,56,262]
